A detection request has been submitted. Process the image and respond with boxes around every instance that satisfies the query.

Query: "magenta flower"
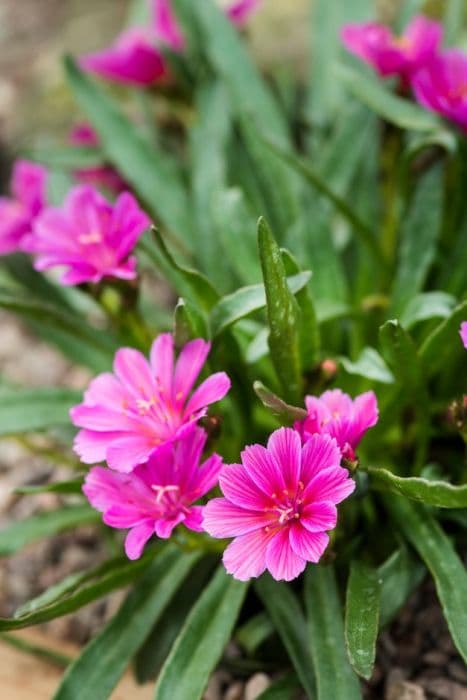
[152,0,185,51]
[341,15,442,84]
[71,333,231,472]
[203,428,354,581]
[80,27,166,86]
[412,50,467,133]
[226,0,262,27]
[22,185,150,286]
[83,428,222,559]
[0,160,47,256]
[69,123,126,194]
[460,322,467,349]
[295,389,378,462]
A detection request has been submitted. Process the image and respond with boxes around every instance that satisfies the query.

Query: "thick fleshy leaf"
[54,548,200,700]
[210,272,311,338]
[258,218,302,403]
[63,57,192,244]
[336,63,441,131]
[252,383,303,427]
[155,566,248,700]
[345,561,380,679]
[419,299,467,376]
[378,547,425,628]
[379,320,425,396]
[386,496,467,663]
[0,387,80,435]
[340,347,394,384]
[305,566,362,700]
[400,292,456,330]
[367,467,467,508]
[255,576,316,698]
[0,506,99,557]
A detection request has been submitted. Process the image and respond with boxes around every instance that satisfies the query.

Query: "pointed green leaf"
[378,547,425,628]
[23,146,103,170]
[235,612,274,656]
[0,506,99,557]
[379,320,424,394]
[255,576,316,699]
[63,56,192,243]
[337,64,441,131]
[15,479,84,495]
[305,566,362,700]
[345,562,381,679]
[173,298,208,347]
[155,566,247,700]
[419,299,467,376]
[210,272,311,338]
[54,548,200,700]
[0,387,80,435]
[400,292,456,330]
[444,0,465,43]
[386,496,467,663]
[367,467,467,508]
[340,347,395,384]
[258,218,302,403]
[253,381,307,424]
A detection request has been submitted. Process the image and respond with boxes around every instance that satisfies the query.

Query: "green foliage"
[345,562,381,679]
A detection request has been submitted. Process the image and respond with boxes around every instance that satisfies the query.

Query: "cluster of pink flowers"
[72,336,378,581]
[341,14,467,133]
[0,160,47,256]
[81,0,262,87]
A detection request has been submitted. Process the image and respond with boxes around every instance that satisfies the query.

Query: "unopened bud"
[321,359,338,380]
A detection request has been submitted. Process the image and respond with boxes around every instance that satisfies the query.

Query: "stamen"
[78,231,102,245]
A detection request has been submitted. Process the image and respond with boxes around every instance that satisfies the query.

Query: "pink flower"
[71,333,231,472]
[22,185,150,286]
[341,15,442,84]
[80,27,166,86]
[412,50,467,133]
[0,160,47,256]
[295,389,379,461]
[83,428,222,559]
[152,0,185,51]
[460,322,467,349]
[69,123,126,194]
[203,428,354,581]
[226,0,262,27]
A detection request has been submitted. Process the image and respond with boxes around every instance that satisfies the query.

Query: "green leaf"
[264,139,386,270]
[63,57,192,243]
[0,289,116,371]
[391,165,444,315]
[54,548,200,700]
[209,272,311,338]
[378,547,425,628]
[135,558,213,682]
[337,64,441,131]
[172,0,288,143]
[253,381,307,424]
[305,566,362,700]
[0,506,99,557]
[255,672,301,700]
[444,0,465,43]
[386,496,467,663]
[190,81,232,288]
[419,299,467,376]
[173,298,208,347]
[255,576,316,699]
[14,479,84,495]
[379,320,424,395]
[235,612,274,656]
[400,292,456,330]
[258,218,302,403]
[4,553,153,626]
[367,467,467,508]
[0,387,80,435]
[141,229,219,312]
[345,562,381,680]
[340,347,395,384]
[23,146,103,170]
[155,566,248,700]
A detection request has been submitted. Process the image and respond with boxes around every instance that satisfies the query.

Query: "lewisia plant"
[1,1,467,699]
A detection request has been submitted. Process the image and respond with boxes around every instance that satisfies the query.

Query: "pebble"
[425,679,467,700]
[224,681,244,700]
[386,681,426,700]
[244,673,271,700]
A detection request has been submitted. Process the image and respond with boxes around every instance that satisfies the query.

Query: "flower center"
[264,481,305,530]
[392,36,412,50]
[78,231,103,245]
[151,484,180,506]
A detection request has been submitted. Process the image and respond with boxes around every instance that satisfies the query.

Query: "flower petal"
[184,372,231,417]
[300,501,337,533]
[266,427,301,493]
[149,333,174,398]
[288,523,329,563]
[173,338,211,404]
[124,521,155,560]
[219,463,269,510]
[300,434,342,484]
[241,443,285,497]
[265,529,306,581]
[183,505,204,532]
[222,529,270,581]
[202,498,271,538]
[106,434,157,472]
[113,347,155,398]
[304,467,355,505]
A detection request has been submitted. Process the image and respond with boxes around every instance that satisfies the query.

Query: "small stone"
[245,673,271,700]
[448,662,467,685]
[224,681,244,700]
[386,681,426,700]
[427,679,467,700]
[422,651,448,667]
